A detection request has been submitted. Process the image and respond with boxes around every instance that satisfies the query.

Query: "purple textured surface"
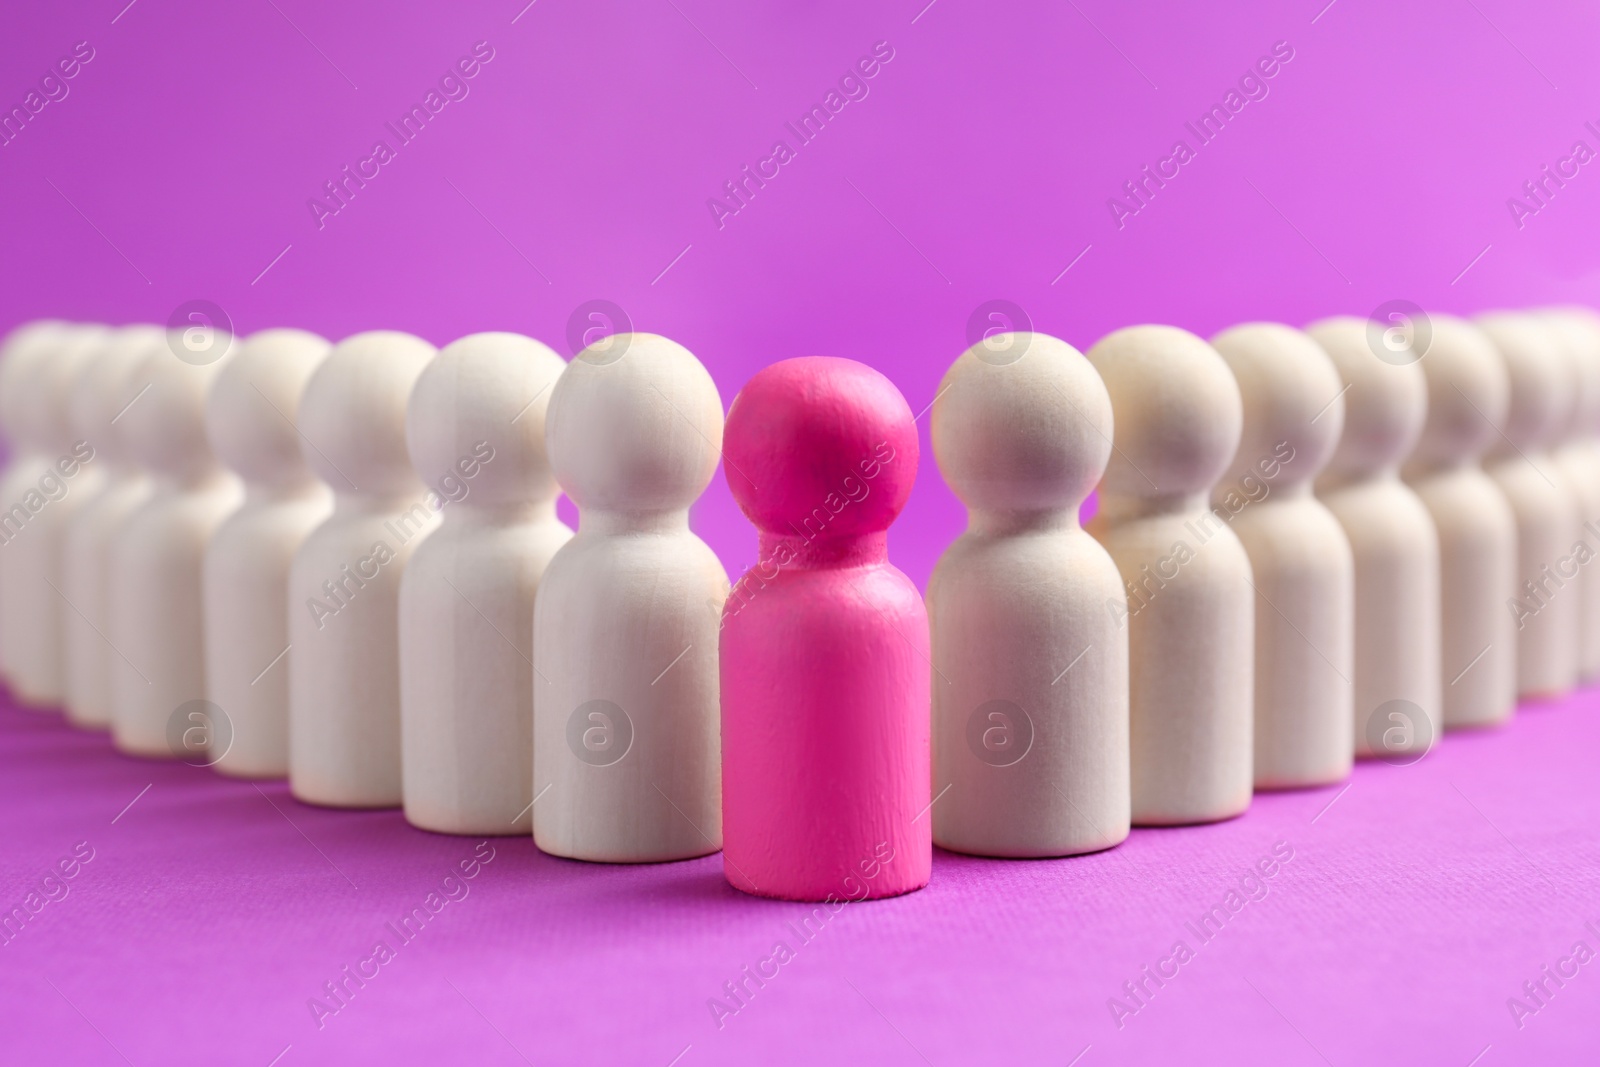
[3,688,1599,1065]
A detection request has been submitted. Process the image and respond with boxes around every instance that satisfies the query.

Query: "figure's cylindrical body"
[1233,491,1353,786]
[291,499,435,805]
[403,505,570,833]
[1095,503,1255,822]
[723,536,930,897]
[206,486,331,775]
[1320,479,1441,756]
[1409,468,1516,727]
[533,517,724,859]
[929,521,1128,854]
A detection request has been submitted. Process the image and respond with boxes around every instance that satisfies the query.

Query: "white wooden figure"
[203,329,334,776]
[110,335,243,755]
[1085,325,1253,825]
[1211,323,1354,788]
[289,330,438,808]
[1542,307,1600,683]
[928,331,1129,856]
[400,332,572,835]
[2,325,109,708]
[534,332,727,861]
[1477,311,1579,700]
[0,321,68,693]
[63,325,165,729]
[1400,315,1517,728]
[1307,316,1440,760]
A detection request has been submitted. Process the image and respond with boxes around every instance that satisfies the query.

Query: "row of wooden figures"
[0,309,1594,902]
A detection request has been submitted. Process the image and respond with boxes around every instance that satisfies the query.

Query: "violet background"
[2,0,1599,1064]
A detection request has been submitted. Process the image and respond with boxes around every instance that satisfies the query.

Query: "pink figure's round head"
[724,356,918,541]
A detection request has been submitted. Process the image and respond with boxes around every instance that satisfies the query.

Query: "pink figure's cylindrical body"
[720,356,931,902]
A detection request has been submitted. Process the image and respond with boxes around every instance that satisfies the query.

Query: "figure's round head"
[723,356,918,538]
[121,328,236,481]
[33,325,111,454]
[1210,322,1344,492]
[1475,311,1572,455]
[1306,315,1427,482]
[205,329,332,488]
[1404,314,1508,472]
[0,320,73,446]
[932,332,1109,514]
[73,324,165,465]
[1085,325,1241,499]
[407,332,567,509]
[546,333,722,514]
[298,330,437,497]
[1538,306,1600,439]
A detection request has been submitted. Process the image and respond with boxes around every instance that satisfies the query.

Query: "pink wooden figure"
[720,356,929,902]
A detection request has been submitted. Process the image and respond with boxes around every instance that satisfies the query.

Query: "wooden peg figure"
[204,329,334,775]
[1400,315,1517,729]
[289,331,438,807]
[534,333,726,862]
[2,325,109,708]
[1476,311,1580,700]
[721,356,930,900]
[1086,326,1253,824]
[0,322,70,694]
[110,334,243,756]
[401,332,571,835]
[63,325,165,729]
[1540,307,1600,683]
[1211,323,1354,788]
[928,331,1129,857]
[1307,316,1440,760]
